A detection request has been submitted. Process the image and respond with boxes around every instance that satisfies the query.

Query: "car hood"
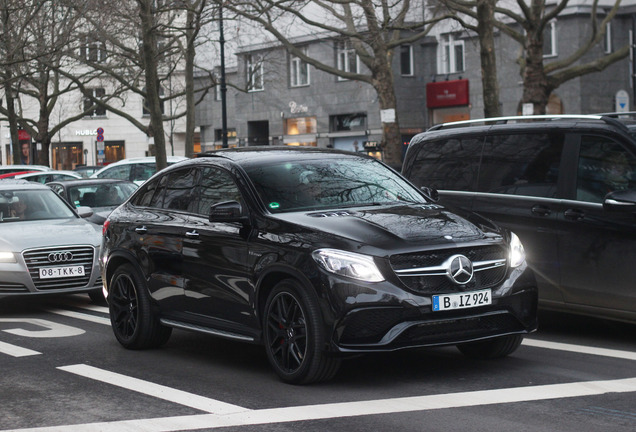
[270,203,503,251]
[0,218,102,252]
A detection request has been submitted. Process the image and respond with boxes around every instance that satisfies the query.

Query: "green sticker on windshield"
[269,202,280,209]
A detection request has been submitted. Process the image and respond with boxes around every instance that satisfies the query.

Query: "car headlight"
[509,232,526,268]
[0,252,16,263]
[312,249,384,282]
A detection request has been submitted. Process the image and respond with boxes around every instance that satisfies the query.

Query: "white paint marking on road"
[57,364,248,415]
[523,338,636,361]
[75,304,109,314]
[5,376,636,432]
[47,309,110,326]
[0,318,85,338]
[0,340,41,357]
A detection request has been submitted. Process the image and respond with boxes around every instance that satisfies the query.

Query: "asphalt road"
[1,294,635,432]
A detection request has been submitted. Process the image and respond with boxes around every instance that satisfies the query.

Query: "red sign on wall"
[426,79,470,108]
[18,129,31,141]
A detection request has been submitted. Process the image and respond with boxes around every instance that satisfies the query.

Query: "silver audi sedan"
[0,180,103,302]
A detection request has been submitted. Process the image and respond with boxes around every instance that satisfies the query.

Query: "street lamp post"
[220,3,228,148]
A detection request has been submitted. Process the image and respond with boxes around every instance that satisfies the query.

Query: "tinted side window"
[132,176,160,206]
[407,137,483,191]
[162,168,198,211]
[478,133,564,198]
[192,167,241,216]
[576,135,636,203]
[97,165,131,180]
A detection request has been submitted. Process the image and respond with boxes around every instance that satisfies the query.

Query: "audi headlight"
[312,249,384,282]
[509,232,526,268]
[0,252,16,263]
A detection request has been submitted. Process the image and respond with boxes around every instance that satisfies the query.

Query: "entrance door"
[247,121,269,146]
[52,142,83,170]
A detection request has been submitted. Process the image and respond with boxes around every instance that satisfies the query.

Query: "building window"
[247,54,264,92]
[543,21,557,57]
[214,128,237,141]
[143,87,165,116]
[438,34,464,74]
[400,45,413,76]
[290,49,310,87]
[604,22,612,54]
[80,37,107,63]
[83,88,106,117]
[330,113,367,132]
[336,40,358,80]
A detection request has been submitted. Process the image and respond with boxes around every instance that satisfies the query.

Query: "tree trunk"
[477,0,501,117]
[374,54,402,169]
[139,0,167,170]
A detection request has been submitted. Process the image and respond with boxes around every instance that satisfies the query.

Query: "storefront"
[426,79,471,125]
[283,116,317,146]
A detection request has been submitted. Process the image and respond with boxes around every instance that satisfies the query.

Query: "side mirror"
[603,190,636,213]
[420,186,439,202]
[209,200,248,223]
[76,206,94,218]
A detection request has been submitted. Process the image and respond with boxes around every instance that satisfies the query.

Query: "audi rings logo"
[446,254,474,285]
[48,251,74,263]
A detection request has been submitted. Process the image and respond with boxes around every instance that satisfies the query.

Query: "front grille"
[0,282,29,293]
[390,245,507,294]
[23,246,95,290]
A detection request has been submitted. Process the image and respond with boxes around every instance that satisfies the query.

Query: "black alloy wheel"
[263,279,340,384]
[108,263,171,349]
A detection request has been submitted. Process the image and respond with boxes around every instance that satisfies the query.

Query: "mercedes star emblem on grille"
[447,254,474,284]
[47,252,74,263]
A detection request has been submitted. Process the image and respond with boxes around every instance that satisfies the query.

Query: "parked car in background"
[47,178,138,225]
[0,165,50,175]
[73,165,102,178]
[90,156,188,185]
[101,147,537,384]
[0,171,37,180]
[0,180,103,302]
[16,170,82,184]
[403,114,636,325]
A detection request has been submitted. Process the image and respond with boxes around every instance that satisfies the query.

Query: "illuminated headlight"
[0,252,16,263]
[509,232,526,268]
[312,249,384,282]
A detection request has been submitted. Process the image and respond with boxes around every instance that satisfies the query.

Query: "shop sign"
[18,130,31,141]
[426,79,470,108]
[289,101,308,114]
[75,129,98,136]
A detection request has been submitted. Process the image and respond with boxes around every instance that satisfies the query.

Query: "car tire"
[108,263,172,349]
[88,289,106,304]
[456,334,523,359]
[263,279,341,384]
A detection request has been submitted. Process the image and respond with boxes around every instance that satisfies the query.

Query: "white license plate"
[39,266,85,279]
[432,289,491,311]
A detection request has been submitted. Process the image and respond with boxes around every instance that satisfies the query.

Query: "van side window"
[406,137,483,191]
[576,136,636,203]
[478,133,564,198]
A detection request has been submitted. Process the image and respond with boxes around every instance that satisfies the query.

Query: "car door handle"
[564,209,585,221]
[531,205,551,216]
[185,230,199,238]
[135,226,148,234]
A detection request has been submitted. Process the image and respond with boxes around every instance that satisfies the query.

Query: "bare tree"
[219,0,448,168]
[440,0,628,115]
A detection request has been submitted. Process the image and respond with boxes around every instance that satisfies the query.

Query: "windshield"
[0,189,76,223]
[67,183,138,208]
[244,156,427,213]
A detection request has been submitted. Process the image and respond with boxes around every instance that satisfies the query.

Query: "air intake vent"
[309,211,356,218]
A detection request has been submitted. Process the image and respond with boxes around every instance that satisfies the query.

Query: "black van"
[403,115,636,324]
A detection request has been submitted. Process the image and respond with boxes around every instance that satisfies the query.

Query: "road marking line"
[0,340,41,357]
[57,364,247,415]
[523,338,636,361]
[48,309,110,326]
[5,376,636,432]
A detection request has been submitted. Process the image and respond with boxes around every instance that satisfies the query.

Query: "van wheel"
[457,334,523,359]
[263,280,341,384]
[108,263,172,349]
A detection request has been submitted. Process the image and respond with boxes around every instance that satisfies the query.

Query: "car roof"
[0,165,51,172]
[196,146,371,166]
[46,178,137,187]
[15,170,81,179]
[0,179,50,190]
[99,156,188,166]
